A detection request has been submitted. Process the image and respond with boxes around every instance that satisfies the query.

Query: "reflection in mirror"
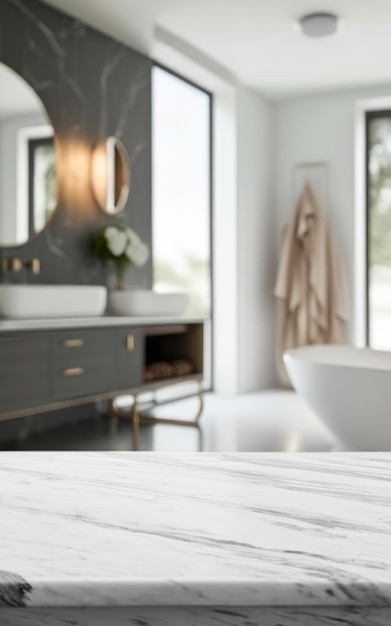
[0,63,57,247]
[91,137,131,215]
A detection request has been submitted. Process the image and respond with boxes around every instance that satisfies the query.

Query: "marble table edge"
[2,575,391,609]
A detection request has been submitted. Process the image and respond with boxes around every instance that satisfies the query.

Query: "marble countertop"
[0,452,390,609]
[0,316,205,332]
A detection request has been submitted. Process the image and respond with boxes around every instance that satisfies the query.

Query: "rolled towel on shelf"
[144,362,174,382]
[144,360,194,382]
[171,359,194,377]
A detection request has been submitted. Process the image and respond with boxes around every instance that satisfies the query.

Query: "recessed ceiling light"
[299,12,339,38]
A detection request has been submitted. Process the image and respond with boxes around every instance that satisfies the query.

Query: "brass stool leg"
[196,424,203,452]
[132,395,140,452]
[109,381,204,451]
[109,416,119,440]
[138,380,205,426]
[194,381,204,424]
[108,400,118,440]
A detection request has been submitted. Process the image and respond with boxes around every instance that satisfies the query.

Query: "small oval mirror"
[91,137,131,215]
[0,62,58,247]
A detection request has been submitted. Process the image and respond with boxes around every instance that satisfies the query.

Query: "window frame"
[151,61,214,393]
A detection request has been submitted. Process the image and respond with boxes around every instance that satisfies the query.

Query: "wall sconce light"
[57,137,96,220]
[91,137,131,215]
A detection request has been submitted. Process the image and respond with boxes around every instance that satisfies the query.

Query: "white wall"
[0,111,47,244]
[274,84,391,341]
[212,87,240,394]
[237,87,276,391]
[211,85,276,393]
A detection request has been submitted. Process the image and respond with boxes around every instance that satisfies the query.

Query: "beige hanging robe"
[274,182,349,386]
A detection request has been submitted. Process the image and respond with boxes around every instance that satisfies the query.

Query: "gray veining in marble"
[0,452,390,617]
[0,0,152,289]
[2,606,391,626]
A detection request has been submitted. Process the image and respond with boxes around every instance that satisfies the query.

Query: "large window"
[152,65,212,319]
[152,65,213,393]
[367,111,391,349]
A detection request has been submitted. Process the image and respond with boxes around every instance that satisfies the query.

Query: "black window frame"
[27,135,56,238]
[365,109,391,347]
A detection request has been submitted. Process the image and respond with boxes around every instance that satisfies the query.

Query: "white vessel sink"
[0,285,107,319]
[107,289,189,317]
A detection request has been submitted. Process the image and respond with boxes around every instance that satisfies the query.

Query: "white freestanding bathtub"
[284,345,391,451]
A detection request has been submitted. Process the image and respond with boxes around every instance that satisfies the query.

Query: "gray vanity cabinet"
[50,328,143,401]
[0,321,204,422]
[0,334,50,412]
[0,327,143,418]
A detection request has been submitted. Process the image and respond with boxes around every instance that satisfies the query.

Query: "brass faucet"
[1,257,41,275]
[25,258,41,275]
[2,257,23,273]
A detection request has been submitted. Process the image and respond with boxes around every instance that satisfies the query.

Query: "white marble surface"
[0,453,390,610]
[0,316,205,332]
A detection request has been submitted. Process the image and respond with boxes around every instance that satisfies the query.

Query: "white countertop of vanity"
[0,452,390,609]
[0,316,206,332]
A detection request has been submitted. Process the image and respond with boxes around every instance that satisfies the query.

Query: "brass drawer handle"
[63,367,85,377]
[62,339,85,348]
[127,335,135,351]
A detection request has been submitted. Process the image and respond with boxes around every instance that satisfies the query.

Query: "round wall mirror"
[91,137,131,215]
[0,62,57,247]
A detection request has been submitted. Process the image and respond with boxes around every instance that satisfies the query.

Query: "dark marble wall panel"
[0,0,152,288]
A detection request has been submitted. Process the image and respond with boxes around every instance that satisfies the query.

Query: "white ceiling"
[42,0,391,99]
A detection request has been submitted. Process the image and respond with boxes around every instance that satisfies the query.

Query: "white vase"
[107,289,189,317]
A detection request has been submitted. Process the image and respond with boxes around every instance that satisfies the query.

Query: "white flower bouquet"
[93,225,149,289]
